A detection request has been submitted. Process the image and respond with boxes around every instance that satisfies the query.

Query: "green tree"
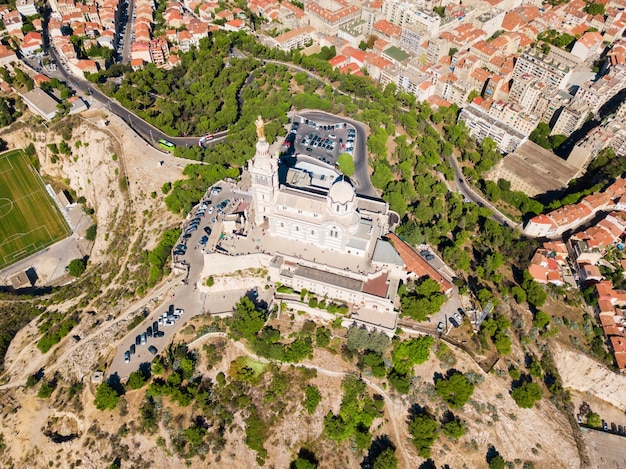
[391,336,434,375]
[408,413,439,458]
[85,224,97,241]
[372,448,398,469]
[230,296,267,340]
[94,383,120,410]
[489,455,506,469]
[67,258,87,277]
[127,370,147,389]
[584,2,605,15]
[37,380,56,398]
[337,153,355,177]
[442,417,467,439]
[315,326,331,348]
[511,382,542,408]
[586,412,601,428]
[303,385,322,414]
[435,372,475,408]
[533,311,551,329]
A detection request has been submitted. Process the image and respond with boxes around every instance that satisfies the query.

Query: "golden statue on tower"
[255,115,265,140]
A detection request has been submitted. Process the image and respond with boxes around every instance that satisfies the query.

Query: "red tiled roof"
[362,271,389,298]
[387,233,453,294]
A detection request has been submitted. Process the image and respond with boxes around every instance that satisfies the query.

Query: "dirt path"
[188,333,415,468]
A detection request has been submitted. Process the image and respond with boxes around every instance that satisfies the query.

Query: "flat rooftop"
[491,140,578,196]
[294,264,364,291]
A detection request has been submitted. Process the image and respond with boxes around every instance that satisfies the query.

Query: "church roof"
[329,177,355,204]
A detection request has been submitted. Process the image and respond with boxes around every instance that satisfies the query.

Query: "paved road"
[298,110,378,198]
[108,185,262,379]
[445,151,522,230]
[42,29,228,149]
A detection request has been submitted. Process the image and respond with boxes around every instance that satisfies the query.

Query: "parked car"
[175,308,184,315]
[211,187,222,195]
[437,322,444,334]
[204,226,212,235]
[148,345,158,355]
[141,332,147,344]
[135,335,141,346]
[129,344,136,355]
[454,312,463,323]
[449,317,460,328]
[147,326,153,338]
[124,351,130,363]
[164,319,175,326]
[153,321,159,332]
[425,254,435,261]
[174,249,186,256]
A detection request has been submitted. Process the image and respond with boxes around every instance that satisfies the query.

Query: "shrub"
[85,224,97,241]
[303,385,322,414]
[511,382,542,408]
[37,380,56,398]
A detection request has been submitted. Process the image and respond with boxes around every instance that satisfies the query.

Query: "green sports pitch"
[0,149,70,270]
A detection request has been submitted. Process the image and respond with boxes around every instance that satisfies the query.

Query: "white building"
[246,116,405,334]
[16,0,38,17]
[459,103,527,154]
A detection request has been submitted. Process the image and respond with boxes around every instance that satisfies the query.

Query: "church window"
[280,222,284,228]
[295,226,299,232]
[311,230,315,235]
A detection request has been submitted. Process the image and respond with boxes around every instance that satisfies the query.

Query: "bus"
[158,139,175,151]
[198,134,214,147]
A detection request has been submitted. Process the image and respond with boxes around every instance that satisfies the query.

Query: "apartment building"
[459,103,527,154]
[148,38,169,65]
[271,26,315,51]
[471,9,505,37]
[551,101,590,136]
[400,23,425,55]
[305,0,360,36]
[512,49,573,90]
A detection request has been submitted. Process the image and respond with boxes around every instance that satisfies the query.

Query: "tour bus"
[198,134,214,146]
[158,139,175,151]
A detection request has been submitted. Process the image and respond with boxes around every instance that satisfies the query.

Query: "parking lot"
[111,183,252,377]
[283,115,356,167]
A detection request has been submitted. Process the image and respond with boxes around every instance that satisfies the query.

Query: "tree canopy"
[67,258,87,277]
[408,413,439,458]
[94,383,120,410]
[511,381,543,408]
[435,372,475,408]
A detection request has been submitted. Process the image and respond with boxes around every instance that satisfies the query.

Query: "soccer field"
[0,150,70,270]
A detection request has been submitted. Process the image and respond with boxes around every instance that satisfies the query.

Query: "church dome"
[328,177,355,205]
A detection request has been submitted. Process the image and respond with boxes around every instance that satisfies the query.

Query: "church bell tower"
[248,116,278,226]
